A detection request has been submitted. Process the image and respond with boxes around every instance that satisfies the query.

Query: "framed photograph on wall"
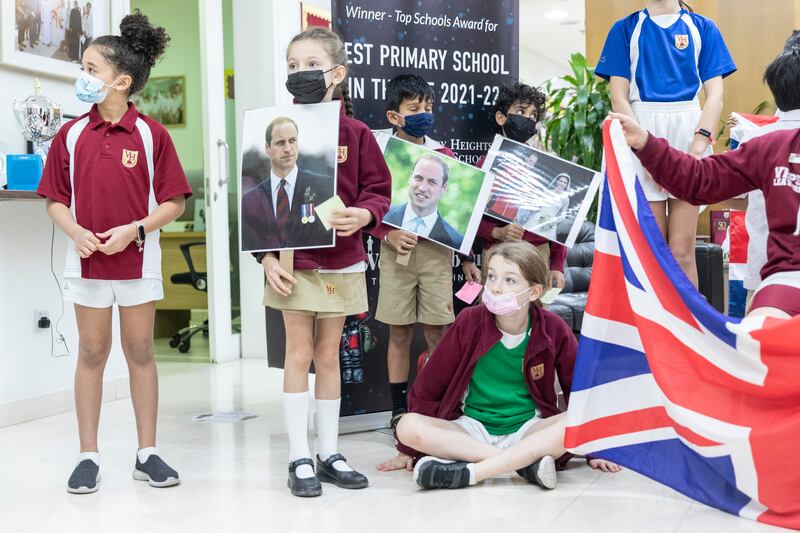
[1,0,112,79]
[131,75,186,127]
[300,2,331,30]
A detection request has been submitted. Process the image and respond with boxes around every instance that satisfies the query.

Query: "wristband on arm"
[694,128,715,146]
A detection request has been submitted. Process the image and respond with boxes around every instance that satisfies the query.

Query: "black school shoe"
[516,455,557,489]
[288,458,322,497]
[67,459,100,494]
[315,454,369,489]
[413,456,471,490]
[132,454,181,488]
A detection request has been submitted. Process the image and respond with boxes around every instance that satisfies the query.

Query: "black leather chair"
[548,221,726,334]
[168,242,208,353]
[549,221,594,332]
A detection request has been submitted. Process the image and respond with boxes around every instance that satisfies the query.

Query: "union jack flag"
[565,120,800,530]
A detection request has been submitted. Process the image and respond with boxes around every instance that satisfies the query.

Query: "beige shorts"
[453,414,543,450]
[375,240,455,326]
[263,269,368,319]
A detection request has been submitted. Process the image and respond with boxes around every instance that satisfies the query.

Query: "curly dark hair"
[92,10,170,95]
[491,82,547,133]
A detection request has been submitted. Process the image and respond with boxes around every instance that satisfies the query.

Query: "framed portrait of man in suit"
[238,102,339,253]
[481,135,602,248]
[376,133,494,255]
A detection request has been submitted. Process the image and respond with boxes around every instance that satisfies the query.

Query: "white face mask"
[74,71,121,104]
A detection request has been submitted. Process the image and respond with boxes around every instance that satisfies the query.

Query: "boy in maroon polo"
[37,12,191,494]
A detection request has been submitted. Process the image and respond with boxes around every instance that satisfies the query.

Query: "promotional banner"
[332,0,520,165]
[266,1,518,419]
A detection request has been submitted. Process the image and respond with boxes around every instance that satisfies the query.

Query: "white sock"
[78,451,100,467]
[137,447,158,463]
[283,392,314,479]
[316,398,353,472]
[467,463,477,486]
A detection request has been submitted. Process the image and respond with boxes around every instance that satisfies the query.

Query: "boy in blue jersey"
[595,0,736,287]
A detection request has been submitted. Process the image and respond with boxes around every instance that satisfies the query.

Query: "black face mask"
[503,113,538,143]
[285,68,333,104]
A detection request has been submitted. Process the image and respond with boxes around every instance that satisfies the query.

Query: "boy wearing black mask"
[473,83,568,293]
[371,75,478,437]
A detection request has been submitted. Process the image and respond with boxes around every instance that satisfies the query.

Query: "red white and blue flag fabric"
[565,120,800,530]
[724,210,749,318]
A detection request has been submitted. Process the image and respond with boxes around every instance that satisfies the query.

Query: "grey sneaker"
[516,455,557,489]
[67,459,100,494]
[413,456,471,490]
[132,454,180,488]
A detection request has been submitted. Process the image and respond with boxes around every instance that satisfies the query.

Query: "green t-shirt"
[462,328,538,435]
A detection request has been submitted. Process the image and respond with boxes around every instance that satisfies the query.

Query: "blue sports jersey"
[595,9,736,103]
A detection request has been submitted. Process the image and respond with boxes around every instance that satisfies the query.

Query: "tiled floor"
[0,360,791,533]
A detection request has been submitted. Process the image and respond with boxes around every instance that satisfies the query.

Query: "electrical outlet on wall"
[34,310,51,331]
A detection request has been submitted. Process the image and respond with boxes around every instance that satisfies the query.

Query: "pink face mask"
[481,286,533,316]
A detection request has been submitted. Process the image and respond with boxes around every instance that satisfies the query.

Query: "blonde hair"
[483,241,550,307]
[287,27,354,117]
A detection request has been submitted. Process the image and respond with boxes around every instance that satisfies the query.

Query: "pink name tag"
[455,281,483,304]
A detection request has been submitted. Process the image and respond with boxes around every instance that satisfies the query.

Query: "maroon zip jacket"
[635,129,800,282]
[293,101,392,270]
[396,302,577,462]
[475,155,568,272]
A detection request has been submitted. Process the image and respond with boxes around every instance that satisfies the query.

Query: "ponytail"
[338,82,355,118]
[679,1,694,12]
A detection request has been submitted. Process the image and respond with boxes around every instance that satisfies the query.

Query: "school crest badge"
[675,34,689,50]
[530,363,545,381]
[122,149,139,168]
[337,146,348,164]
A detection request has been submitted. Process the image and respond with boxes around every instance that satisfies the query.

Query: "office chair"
[168,242,208,353]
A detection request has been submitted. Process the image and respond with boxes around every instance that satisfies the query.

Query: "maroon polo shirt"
[37,103,193,280]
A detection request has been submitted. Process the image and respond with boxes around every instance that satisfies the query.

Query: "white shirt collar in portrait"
[270,165,299,213]
[401,203,439,238]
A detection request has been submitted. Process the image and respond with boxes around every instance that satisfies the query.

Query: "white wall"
[520,45,574,88]
[0,3,131,424]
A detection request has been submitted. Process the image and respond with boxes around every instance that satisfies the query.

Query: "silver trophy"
[13,78,63,164]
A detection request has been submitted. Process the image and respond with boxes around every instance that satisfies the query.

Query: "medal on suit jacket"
[301,203,315,224]
[302,186,317,224]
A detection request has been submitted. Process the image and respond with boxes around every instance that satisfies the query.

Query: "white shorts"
[62,278,164,308]
[452,414,543,450]
[632,101,712,202]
